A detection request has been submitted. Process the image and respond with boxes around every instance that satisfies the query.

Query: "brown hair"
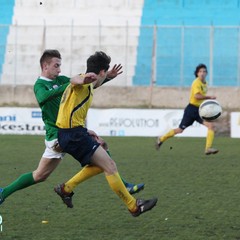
[40,49,61,69]
[194,64,207,77]
[86,51,111,74]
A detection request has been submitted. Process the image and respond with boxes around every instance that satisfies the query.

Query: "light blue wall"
[0,0,15,80]
[134,0,240,86]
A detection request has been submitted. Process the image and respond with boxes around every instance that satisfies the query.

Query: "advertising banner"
[0,107,45,135]
[2,107,229,137]
[230,112,240,138]
[87,108,207,137]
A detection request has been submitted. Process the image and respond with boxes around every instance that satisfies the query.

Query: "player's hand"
[209,96,216,99]
[88,129,98,138]
[107,64,123,80]
[70,73,98,85]
[89,132,108,150]
[83,72,98,84]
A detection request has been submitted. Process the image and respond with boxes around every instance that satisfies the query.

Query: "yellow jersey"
[56,83,93,128]
[189,78,208,107]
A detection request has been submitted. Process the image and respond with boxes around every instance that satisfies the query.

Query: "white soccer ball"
[199,100,222,121]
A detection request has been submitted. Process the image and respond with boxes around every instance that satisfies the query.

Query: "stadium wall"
[0,0,144,86]
[0,85,235,136]
[1,0,240,87]
[0,85,239,110]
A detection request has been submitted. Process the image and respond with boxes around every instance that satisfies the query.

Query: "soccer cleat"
[54,184,74,208]
[130,198,158,217]
[155,137,163,150]
[0,188,5,205]
[126,183,145,195]
[205,148,219,155]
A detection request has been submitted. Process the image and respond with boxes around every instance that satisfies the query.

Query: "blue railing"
[0,0,15,81]
[133,0,240,86]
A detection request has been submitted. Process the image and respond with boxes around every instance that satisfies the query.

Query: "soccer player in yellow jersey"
[0,50,143,206]
[156,64,219,155]
[54,51,158,217]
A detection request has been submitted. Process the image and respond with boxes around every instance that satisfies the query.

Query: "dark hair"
[194,64,207,77]
[40,49,61,69]
[86,51,111,74]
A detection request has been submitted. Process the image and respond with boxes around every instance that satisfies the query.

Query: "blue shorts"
[179,104,203,130]
[58,126,100,167]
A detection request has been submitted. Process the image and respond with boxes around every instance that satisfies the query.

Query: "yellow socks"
[63,168,137,212]
[64,165,103,193]
[106,172,137,212]
[206,129,214,150]
[160,129,175,142]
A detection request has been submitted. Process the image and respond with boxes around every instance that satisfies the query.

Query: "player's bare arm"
[194,93,216,100]
[70,73,98,85]
[87,129,98,138]
[87,130,108,150]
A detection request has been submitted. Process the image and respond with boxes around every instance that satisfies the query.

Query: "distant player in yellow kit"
[156,64,219,155]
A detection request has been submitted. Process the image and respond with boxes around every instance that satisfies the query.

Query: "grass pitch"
[0,135,240,240]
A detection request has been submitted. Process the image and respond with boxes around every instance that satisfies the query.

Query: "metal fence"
[0,23,240,87]
[134,25,240,87]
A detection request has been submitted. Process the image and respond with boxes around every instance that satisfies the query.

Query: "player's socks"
[106,150,111,157]
[105,172,137,212]
[160,129,175,142]
[205,129,214,150]
[64,149,112,193]
[0,188,4,204]
[63,164,144,195]
[64,165,103,193]
[121,177,131,187]
[63,148,144,195]
[106,149,144,193]
[1,172,35,199]
[121,178,144,194]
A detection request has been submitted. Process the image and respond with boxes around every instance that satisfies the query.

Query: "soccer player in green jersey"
[155,64,218,155]
[0,49,144,205]
[54,51,158,216]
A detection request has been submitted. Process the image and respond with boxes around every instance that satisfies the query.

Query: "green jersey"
[34,76,70,141]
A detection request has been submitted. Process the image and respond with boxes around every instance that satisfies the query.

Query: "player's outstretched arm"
[195,93,216,100]
[70,73,98,85]
[107,64,123,79]
[99,64,123,87]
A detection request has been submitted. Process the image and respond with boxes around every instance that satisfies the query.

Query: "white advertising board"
[231,112,240,138]
[87,108,207,137]
[0,107,45,135]
[0,107,214,137]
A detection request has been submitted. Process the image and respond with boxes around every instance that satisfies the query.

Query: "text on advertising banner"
[0,107,45,135]
[87,108,207,137]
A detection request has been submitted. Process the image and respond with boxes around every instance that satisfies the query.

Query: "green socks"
[106,150,111,157]
[2,172,36,199]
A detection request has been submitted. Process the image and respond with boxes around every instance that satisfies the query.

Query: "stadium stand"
[0,0,144,85]
[134,0,240,86]
[0,0,15,82]
[0,0,239,87]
